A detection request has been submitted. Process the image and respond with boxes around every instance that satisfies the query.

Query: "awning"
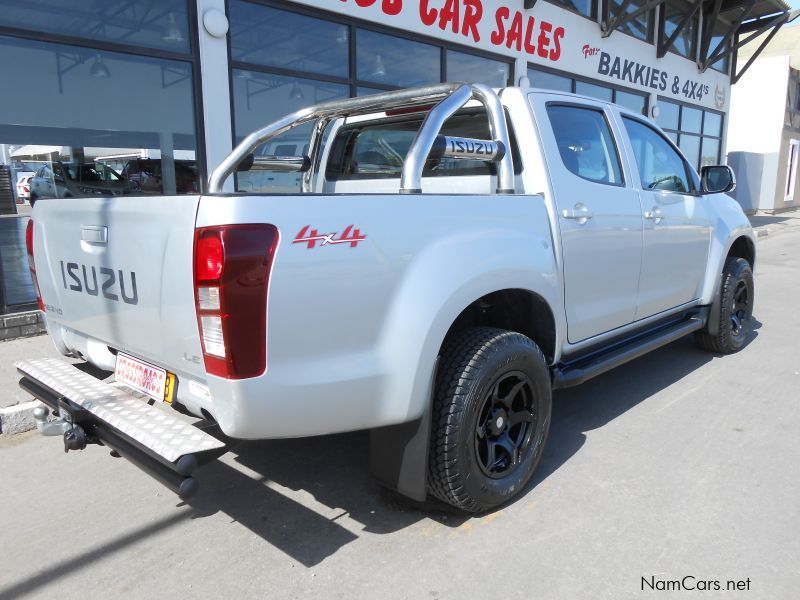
[10,145,67,158]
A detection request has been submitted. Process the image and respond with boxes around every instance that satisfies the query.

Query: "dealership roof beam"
[657,0,704,58]
[698,0,725,68]
[700,0,758,68]
[600,0,666,38]
[729,9,799,83]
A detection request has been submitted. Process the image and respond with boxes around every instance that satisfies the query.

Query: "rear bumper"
[16,358,227,499]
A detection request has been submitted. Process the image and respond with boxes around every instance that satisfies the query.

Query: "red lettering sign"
[343,1,565,64]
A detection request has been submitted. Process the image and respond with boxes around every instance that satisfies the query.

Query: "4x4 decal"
[293,225,366,249]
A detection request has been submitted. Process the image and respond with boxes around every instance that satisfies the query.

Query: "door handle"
[81,225,108,244]
[562,203,593,225]
[644,207,663,224]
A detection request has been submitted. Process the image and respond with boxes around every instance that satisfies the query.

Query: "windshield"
[64,163,121,182]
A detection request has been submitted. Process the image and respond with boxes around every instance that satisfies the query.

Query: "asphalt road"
[1,230,798,600]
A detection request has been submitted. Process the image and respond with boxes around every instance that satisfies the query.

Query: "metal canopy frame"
[601,0,665,38]
[207,83,516,195]
[729,9,798,83]
[699,0,757,69]
[657,0,704,58]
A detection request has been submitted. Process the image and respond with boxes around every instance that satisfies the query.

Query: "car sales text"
[340,0,564,61]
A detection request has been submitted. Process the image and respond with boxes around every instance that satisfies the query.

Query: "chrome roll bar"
[207,82,515,195]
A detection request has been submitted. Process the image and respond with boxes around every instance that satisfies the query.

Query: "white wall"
[728,55,790,211]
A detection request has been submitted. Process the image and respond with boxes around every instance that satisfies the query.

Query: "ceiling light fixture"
[290,81,305,101]
[163,12,185,43]
[373,54,386,78]
[89,54,111,78]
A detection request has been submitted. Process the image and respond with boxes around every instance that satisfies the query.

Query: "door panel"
[533,97,643,343]
[621,117,712,318]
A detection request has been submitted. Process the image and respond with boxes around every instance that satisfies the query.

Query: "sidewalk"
[749,209,800,239]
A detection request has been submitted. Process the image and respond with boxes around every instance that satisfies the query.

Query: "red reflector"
[25,219,45,312]
[25,219,34,256]
[195,231,224,283]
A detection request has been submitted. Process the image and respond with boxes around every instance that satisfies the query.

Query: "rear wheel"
[428,327,551,513]
[696,257,754,354]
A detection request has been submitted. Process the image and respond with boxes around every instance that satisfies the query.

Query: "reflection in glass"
[357,30,439,87]
[678,134,701,167]
[707,21,730,73]
[357,87,386,96]
[608,0,650,41]
[701,137,720,167]
[0,36,199,199]
[663,3,697,59]
[576,80,613,102]
[529,69,572,92]
[0,0,190,53]
[681,107,702,134]
[656,100,680,130]
[614,90,647,115]
[548,0,593,18]
[232,69,348,192]
[447,51,509,88]
[229,1,349,78]
[703,112,722,137]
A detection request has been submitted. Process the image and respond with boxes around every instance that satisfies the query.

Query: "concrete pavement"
[0,230,798,599]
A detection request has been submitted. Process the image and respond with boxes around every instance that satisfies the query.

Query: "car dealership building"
[0,0,794,313]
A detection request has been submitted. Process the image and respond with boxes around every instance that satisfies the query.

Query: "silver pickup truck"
[18,83,755,513]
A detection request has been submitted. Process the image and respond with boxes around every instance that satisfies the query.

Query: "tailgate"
[32,195,205,379]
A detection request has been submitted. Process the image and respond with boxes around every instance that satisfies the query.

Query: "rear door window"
[546,104,623,186]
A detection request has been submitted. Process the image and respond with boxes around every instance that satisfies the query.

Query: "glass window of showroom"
[228,0,514,192]
[0,0,201,199]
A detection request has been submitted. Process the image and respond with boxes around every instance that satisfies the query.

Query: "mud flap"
[368,359,437,502]
[368,410,431,502]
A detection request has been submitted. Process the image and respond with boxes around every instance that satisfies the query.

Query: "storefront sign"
[590,50,710,102]
[303,0,730,111]
[340,0,565,63]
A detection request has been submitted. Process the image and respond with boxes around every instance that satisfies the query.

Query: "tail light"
[25,220,45,312]
[193,224,279,379]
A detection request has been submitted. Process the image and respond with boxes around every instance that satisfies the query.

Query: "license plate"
[114,353,174,403]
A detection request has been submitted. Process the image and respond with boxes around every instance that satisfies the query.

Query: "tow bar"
[18,359,227,500]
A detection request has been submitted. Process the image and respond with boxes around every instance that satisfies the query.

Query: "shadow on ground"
[0,324,761,599]
[186,324,760,567]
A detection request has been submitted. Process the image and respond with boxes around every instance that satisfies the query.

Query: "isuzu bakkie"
[18,83,755,512]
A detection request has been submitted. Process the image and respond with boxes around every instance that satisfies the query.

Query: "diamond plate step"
[16,358,224,462]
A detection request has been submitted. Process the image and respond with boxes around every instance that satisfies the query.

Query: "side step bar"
[16,358,226,499]
[552,309,709,390]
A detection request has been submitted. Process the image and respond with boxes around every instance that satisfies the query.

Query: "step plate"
[16,358,224,462]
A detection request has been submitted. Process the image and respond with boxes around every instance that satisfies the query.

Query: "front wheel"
[428,327,551,513]
[696,257,754,354]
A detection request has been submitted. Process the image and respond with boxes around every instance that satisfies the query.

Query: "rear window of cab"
[325,109,523,181]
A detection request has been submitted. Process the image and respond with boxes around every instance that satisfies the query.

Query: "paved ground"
[0,335,60,408]
[1,231,798,600]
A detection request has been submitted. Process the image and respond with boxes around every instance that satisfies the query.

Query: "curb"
[0,311,47,342]
[0,400,43,436]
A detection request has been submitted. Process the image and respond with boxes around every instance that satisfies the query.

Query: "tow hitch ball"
[32,405,88,452]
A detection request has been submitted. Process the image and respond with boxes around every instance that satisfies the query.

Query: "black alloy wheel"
[474,371,537,479]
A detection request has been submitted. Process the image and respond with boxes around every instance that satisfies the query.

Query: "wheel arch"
[440,288,558,365]
[706,233,757,336]
[727,234,755,268]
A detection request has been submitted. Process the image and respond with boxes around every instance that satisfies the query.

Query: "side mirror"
[700,165,736,194]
